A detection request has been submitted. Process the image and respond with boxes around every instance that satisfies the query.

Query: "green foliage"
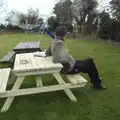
[110,0,120,21]
[47,16,59,31]
[20,8,43,25]
[72,0,98,24]
[98,11,112,39]
[0,24,5,29]
[109,19,120,41]
[97,11,120,41]
[53,0,73,28]
[19,13,27,25]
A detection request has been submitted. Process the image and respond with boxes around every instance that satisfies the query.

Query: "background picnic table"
[13,42,42,53]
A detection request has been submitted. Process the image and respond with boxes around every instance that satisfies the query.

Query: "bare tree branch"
[0,0,4,8]
[0,0,7,13]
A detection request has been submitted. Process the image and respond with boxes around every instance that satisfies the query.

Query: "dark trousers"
[67,58,102,86]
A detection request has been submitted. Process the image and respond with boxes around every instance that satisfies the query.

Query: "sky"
[98,0,111,11]
[7,0,110,13]
[0,0,57,23]
[8,0,56,16]
[0,0,111,24]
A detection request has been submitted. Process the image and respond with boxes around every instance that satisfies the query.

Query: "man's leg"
[67,58,105,88]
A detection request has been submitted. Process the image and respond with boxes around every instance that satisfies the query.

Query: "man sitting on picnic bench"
[45,26,106,89]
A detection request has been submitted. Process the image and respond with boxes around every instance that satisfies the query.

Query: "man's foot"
[93,84,107,90]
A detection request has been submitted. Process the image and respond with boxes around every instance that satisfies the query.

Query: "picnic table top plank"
[14,53,20,71]
[22,43,29,48]
[13,53,63,73]
[26,53,39,70]
[14,53,40,72]
[30,43,34,48]
[20,54,27,71]
[43,57,62,70]
[34,57,46,70]
[25,54,34,71]
[13,42,40,50]
[28,43,32,48]
[15,43,23,49]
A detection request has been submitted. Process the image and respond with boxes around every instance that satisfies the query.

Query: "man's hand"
[45,45,52,56]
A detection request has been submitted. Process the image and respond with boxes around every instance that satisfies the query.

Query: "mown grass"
[0,34,120,120]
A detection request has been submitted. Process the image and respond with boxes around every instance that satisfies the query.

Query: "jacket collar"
[55,36,64,41]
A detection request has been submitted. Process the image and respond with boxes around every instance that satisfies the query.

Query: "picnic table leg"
[35,75,43,87]
[1,76,25,112]
[52,73,77,102]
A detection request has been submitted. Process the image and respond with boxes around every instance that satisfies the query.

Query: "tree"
[47,16,59,31]
[71,0,98,34]
[5,10,21,26]
[109,19,120,41]
[97,11,112,39]
[0,0,7,13]
[19,8,43,26]
[53,0,73,28]
[110,0,120,41]
[6,8,43,26]
[27,8,40,25]
[0,24,5,29]
[110,0,120,21]
[37,18,43,24]
[72,0,98,23]
[19,13,27,25]
[86,0,98,34]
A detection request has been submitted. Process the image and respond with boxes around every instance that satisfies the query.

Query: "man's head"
[55,26,67,40]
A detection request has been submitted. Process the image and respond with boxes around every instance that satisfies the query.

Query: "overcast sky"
[0,0,111,23]
[7,0,111,14]
[8,0,56,16]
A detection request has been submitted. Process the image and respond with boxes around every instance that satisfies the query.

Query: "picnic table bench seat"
[0,68,11,93]
[0,52,15,63]
[66,74,87,85]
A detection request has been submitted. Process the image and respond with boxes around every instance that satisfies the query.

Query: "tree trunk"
[87,14,93,34]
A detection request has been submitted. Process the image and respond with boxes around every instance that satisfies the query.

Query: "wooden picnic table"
[13,42,42,53]
[0,53,87,112]
[0,42,42,64]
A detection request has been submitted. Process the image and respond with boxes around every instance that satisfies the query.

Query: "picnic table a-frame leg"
[35,75,43,87]
[52,73,77,102]
[1,76,25,112]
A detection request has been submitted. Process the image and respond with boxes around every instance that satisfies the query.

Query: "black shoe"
[93,84,107,90]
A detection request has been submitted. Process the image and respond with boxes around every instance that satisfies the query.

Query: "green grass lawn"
[0,34,120,120]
